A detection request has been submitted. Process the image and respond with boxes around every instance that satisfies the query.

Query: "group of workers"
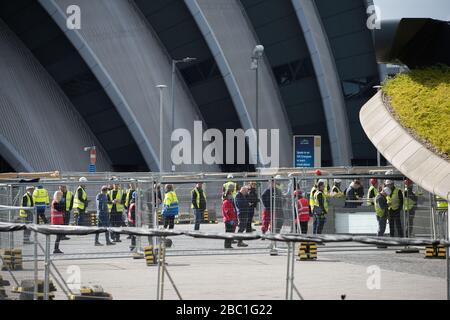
[18,173,448,253]
[19,177,137,254]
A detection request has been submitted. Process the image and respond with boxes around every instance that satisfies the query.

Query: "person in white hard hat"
[330,179,344,197]
[73,177,89,226]
[384,179,404,237]
[375,187,391,238]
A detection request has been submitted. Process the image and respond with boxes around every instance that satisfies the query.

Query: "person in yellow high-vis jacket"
[73,177,88,226]
[163,184,179,230]
[385,180,404,237]
[32,185,49,224]
[21,186,35,243]
[313,181,328,234]
[191,182,206,231]
[435,195,448,239]
[108,183,126,242]
[403,179,417,237]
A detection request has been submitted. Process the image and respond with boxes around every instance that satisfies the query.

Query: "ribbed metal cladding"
[0,18,112,172]
[43,0,220,173]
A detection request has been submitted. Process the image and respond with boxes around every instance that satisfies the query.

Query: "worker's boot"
[237,241,248,247]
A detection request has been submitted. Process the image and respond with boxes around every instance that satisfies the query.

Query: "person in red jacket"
[222,190,238,248]
[51,191,65,254]
[294,190,311,234]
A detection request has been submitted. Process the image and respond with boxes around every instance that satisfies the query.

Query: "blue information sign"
[89,164,96,173]
[294,136,315,168]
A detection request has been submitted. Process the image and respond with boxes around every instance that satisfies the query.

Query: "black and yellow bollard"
[90,213,98,226]
[69,285,113,300]
[13,279,57,300]
[2,249,23,271]
[144,245,157,266]
[425,244,446,259]
[297,242,318,261]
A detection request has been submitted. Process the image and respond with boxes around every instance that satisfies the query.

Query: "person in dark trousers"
[108,183,126,242]
[385,180,404,237]
[345,180,361,208]
[95,186,114,246]
[73,177,88,226]
[294,190,310,234]
[191,182,207,230]
[375,187,391,237]
[261,179,283,235]
[50,191,65,254]
[127,191,137,251]
[20,186,35,244]
[32,185,49,224]
[247,182,259,232]
[313,181,328,234]
[59,185,73,240]
[162,184,179,230]
[234,186,250,247]
[403,179,418,237]
[222,190,237,248]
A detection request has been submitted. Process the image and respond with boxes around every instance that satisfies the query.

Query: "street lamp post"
[157,85,168,173]
[251,45,264,167]
[171,57,197,172]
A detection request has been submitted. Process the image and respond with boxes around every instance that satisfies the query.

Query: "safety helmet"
[79,177,87,183]
[26,186,35,190]
[370,178,378,186]
[383,187,392,196]
[274,175,283,180]
[385,179,394,185]
[294,190,302,197]
[227,174,234,179]
[404,178,413,186]
[315,169,322,176]
[334,179,342,184]
[318,179,327,184]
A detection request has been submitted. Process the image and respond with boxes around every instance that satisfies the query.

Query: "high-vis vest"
[436,196,448,210]
[20,193,33,217]
[309,186,318,207]
[64,191,73,212]
[191,188,206,209]
[125,189,135,208]
[387,188,402,211]
[374,194,386,217]
[73,187,87,210]
[403,189,416,212]
[32,188,49,209]
[314,190,328,213]
[223,181,237,197]
[367,185,379,206]
[331,185,344,197]
[108,189,124,212]
[163,191,179,217]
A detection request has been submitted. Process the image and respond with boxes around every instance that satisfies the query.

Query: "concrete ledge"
[360,91,450,201]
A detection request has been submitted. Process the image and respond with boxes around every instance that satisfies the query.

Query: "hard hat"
[318,179,327,184]
[370,178,378,185]
[334,179,342,184]
[315,169,322,176]
[385,170,394,175]
[404,178,413,186]
[383,187,392,196]
[79,177,88,183]
[101,185,109,192]
[132,191,137,199]
[26,186,35,190]
[385,179,393,185]
[227,174,234,179]
[274,175,283,180]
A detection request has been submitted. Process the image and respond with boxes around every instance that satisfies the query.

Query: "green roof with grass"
[382,65,450,158]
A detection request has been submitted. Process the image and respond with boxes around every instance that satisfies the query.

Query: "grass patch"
[382,65,450,158]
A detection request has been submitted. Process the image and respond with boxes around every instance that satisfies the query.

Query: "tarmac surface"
[1,222,448,300]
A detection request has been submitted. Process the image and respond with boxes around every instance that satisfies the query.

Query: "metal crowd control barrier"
[1,223,449,300]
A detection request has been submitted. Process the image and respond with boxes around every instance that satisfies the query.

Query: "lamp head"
[253,45,264,58]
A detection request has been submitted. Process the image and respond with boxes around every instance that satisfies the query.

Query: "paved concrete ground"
[1,223,448,300]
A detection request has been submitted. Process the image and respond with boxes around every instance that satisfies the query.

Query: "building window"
[273,58,314,87]
[341,75,378,100]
